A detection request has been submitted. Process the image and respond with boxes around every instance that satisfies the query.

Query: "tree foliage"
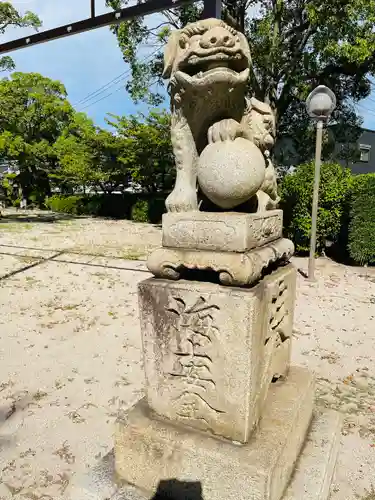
[54,113,127,194]
[107,0,374,162]
[107,110,175,193]
[0,72,75,201]
[0,2,42,72]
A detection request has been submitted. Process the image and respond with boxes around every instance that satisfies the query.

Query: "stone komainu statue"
[162,18,279,214]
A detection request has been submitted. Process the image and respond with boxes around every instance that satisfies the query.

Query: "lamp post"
[305,85,336,281]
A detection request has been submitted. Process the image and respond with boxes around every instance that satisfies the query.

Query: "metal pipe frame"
[0,0,222,54]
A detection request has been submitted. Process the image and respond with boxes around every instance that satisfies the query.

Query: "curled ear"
[249,97,276,144]
[236,31,251,68]
[162,29,181,79]
[250,97,274,116]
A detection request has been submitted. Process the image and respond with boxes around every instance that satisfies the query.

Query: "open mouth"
[180,51,248,77]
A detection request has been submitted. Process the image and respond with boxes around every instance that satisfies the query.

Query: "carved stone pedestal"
[137,267,295,442]
[148,211,294,286]
[162,210,283,252]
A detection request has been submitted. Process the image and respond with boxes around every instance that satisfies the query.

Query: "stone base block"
[114,366,314,500]
[147,237,294,286]
[68,409,342,500]
[138,266,296,443]
[162,210,283,252]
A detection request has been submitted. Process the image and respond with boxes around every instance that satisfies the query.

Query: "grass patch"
[121,249,144,260]
[25,276,38,283]
[56,219,75,225]
[15,255,39,264]
[33,390,48,401]
[0,223,33,232]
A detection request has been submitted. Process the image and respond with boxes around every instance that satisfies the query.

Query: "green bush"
[280,162,353,254]
[45,195,84,215]
[131,199,149,222]
[348,174,375,265]
[44,193,167,223]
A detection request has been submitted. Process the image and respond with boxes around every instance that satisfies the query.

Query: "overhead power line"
[79,81,127,111]
[77,47,161,111]
[355,103,375,118]
[74,69,133,107]
[74,45,163,107]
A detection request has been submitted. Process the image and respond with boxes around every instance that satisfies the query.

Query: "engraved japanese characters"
[138,276,295,443]
[166,295,224,424]
[163,18,279,213]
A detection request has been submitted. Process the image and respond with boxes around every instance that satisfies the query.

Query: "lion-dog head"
[249,97,276,152]
[163,19,251,90]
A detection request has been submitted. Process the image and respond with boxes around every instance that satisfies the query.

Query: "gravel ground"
[0,209,374,499]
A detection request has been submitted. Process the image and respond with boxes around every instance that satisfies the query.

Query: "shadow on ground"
[0,211,79,224]
[151,480,203,500]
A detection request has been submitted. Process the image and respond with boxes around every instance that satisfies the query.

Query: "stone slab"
[138,265,296,443]
[114,366,314,500]
[147,237,294,286]
[283,409,343,500]
[162,210,283,252]
[68,408,341,500]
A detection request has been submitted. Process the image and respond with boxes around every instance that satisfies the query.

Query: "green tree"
[107,0,374,159]
[108,110,175,193]
[93,128,129,193]
[53,113,98,193]
[54,113,128,194]
[0,72,75,203]
[0,2,42,72]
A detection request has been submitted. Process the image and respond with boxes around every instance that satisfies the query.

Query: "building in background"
[346,128,375,174]
[275,127,375,175]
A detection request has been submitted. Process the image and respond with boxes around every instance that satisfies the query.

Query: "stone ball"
[197,138,266,209]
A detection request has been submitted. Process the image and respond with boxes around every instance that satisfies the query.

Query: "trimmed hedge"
[348,174,375,265]
[280,162,352,254]
[45,195,85,215]
[44,193,167,223]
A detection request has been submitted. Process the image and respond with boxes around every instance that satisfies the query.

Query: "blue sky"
[3,0,166,128]
[3,0,375,130]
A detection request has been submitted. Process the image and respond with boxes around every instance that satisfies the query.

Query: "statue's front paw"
[166,187,198,212]
[207,118,240,144]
